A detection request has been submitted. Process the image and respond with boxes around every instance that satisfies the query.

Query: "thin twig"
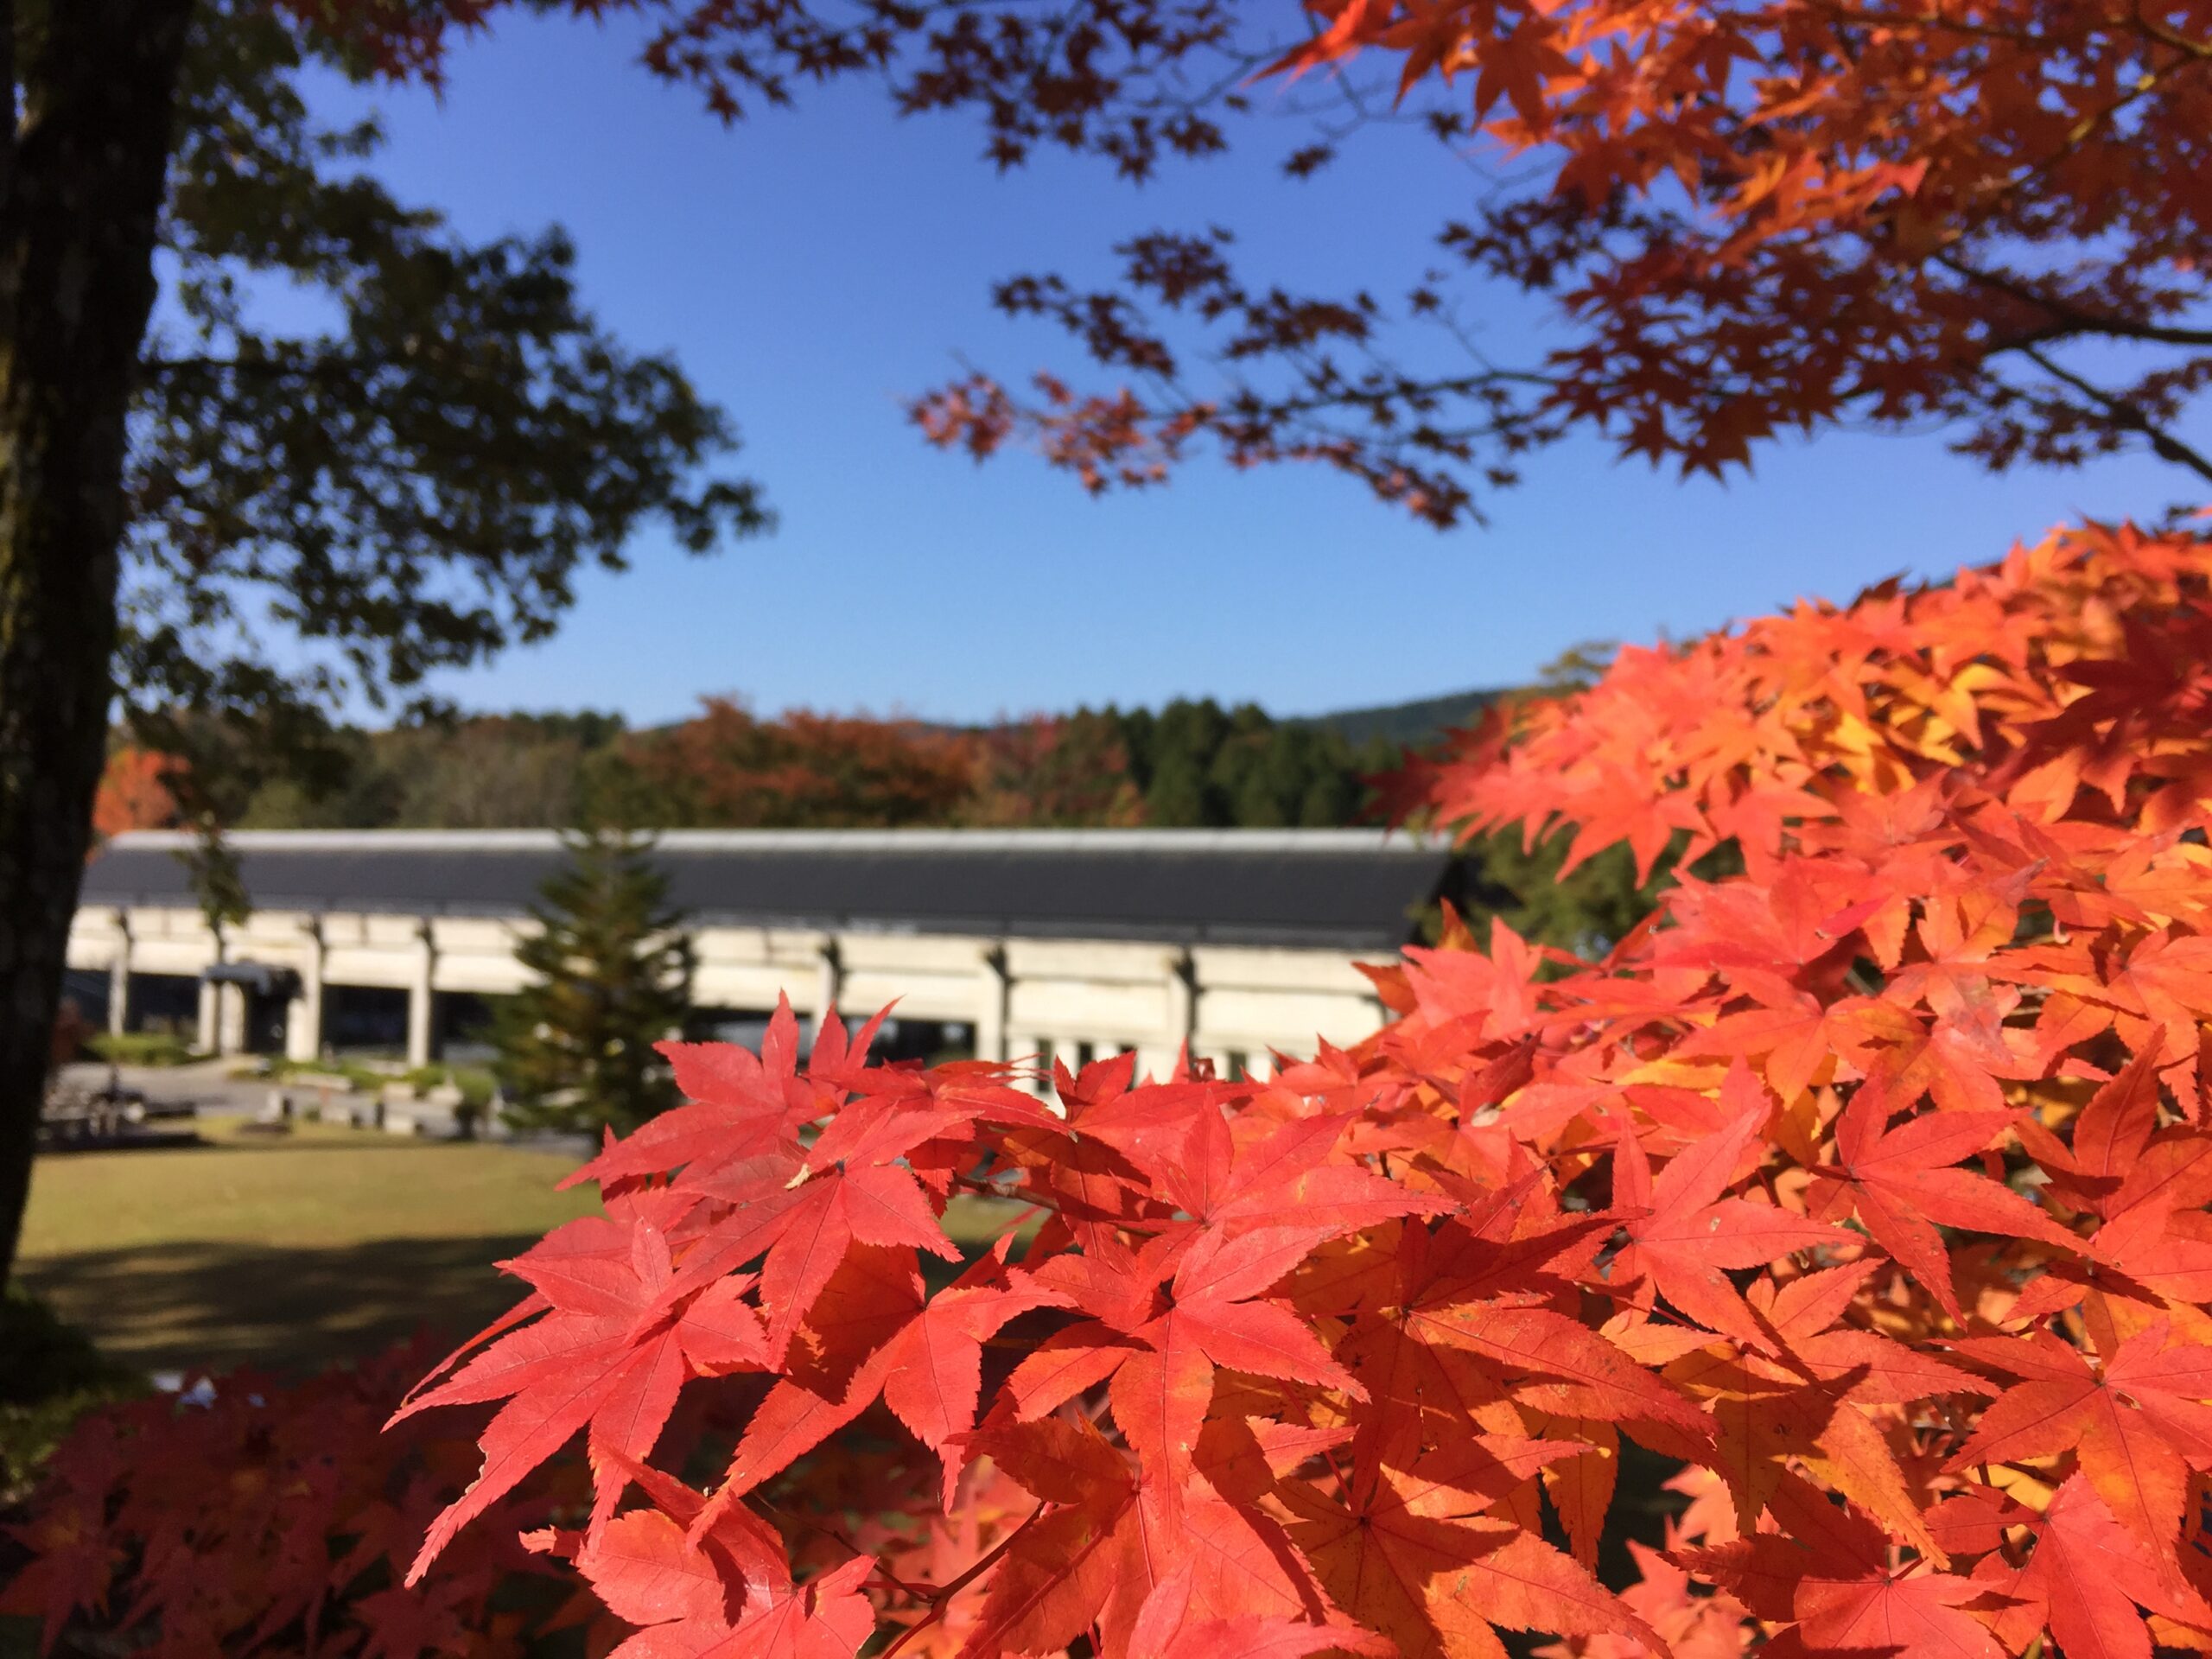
[878,1501,1048,1659]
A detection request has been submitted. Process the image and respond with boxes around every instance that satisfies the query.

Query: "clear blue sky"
[303,10,2191,728]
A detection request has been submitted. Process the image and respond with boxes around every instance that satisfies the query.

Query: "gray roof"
[83,829,1453,950]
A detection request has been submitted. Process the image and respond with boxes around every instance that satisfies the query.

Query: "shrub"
[1,1340,581,1657]
[83,1032,200,1068]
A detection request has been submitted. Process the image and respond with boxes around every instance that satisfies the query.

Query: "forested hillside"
[101,696,1460,834]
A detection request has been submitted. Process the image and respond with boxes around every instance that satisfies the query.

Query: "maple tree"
[10,3,2212,1653]
[89,748,185,844]
[609,699,983,830]
[19,521,2212,1655]
[262,0,2212,526]
[30,517,2174,1656]
[906,0,2212,526]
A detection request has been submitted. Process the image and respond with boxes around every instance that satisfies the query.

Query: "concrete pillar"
[106,911,131,1037]
[974,944,1009,1065]
[217,984,247,1056]
[285,920,325,1063]
[1133,1043,1179,1083]
[406,923,436,1070]
[1161,947,1196,1071]
[813,938,842,1039]
[196,928,224,1053]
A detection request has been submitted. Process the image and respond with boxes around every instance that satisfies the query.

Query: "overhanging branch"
[2018,343,2212,486]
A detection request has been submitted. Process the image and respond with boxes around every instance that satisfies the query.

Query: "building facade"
[68,828,1454,1080]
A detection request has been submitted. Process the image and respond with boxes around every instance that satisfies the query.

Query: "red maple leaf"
[1805,1085,2077,1322]
[1611,1078,1858,1348]
[1945,1323,2212,1573]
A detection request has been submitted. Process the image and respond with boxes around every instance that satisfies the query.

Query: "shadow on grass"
[47,1133,580,1158]
[33,1128,207,1155]
[15,1235,547,1379]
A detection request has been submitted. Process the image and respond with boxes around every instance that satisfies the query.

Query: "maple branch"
[759,1497,939,1601]
[1799,1,2063,47]
[2128,0,2212,60]
[877,1500,1047,1659]
[1941,258,2212,350]
[2014,344,2212,485]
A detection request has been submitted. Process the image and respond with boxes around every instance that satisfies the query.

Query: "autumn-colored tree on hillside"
[964,711,1147,827]
[89,749,183,843]
[613,698,981,829]
[23,521,2209,1655]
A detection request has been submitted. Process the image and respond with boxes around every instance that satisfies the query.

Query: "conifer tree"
[493,826,694,1136]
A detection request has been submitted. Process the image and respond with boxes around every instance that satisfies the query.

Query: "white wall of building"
[67,903,1393,1079]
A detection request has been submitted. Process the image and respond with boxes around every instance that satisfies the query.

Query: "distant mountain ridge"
[1292,687,1510,750]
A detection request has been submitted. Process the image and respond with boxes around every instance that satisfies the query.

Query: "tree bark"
[0,0,197,1291]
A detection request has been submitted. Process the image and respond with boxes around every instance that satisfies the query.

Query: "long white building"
[68,829,1454,1079]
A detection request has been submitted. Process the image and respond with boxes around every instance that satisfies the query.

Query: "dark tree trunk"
[0,0,196,1291]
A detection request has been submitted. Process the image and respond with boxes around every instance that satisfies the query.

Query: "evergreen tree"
[494,826,695,1136]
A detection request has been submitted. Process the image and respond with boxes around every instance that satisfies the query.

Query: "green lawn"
[16,1118,1024,1376]
[16,1119,598,1375]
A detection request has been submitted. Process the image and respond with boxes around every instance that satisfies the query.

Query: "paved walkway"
[57,1057,288,1119]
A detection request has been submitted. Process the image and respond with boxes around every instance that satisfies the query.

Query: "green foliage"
[494,825,695,1136]
[1115,697,1397,829]
[121,3,761,819]
[237,711,629,830]
[262,1055,391,1095]
[1290,686,1508,750]
[85,1031,200,1067]
[0,1288,139,1503]
[402,1065,498,1112]
[1437,830,1665,959]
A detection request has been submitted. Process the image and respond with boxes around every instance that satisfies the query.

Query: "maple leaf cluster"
[0,1339,578,1657]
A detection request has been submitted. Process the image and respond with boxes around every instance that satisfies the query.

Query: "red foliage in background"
[618,698,981,830]
[0,1343,577,1658]
[616,700,1147,830]
[351,517,2212,1656]
[963,712,1145,828]
[90,748,183,844]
